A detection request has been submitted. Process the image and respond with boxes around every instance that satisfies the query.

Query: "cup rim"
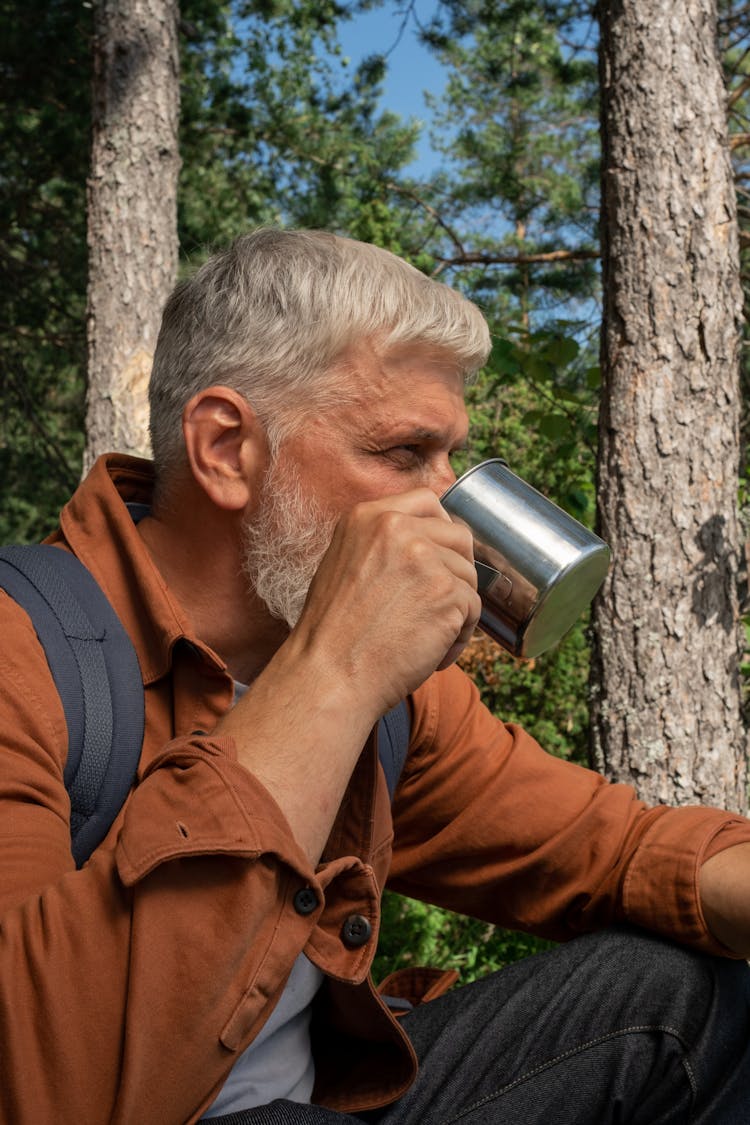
[440,457,509,504]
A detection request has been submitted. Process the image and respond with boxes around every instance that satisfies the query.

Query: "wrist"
[278,622,388,729]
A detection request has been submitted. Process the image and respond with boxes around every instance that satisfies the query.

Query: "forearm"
[699,841,750,957]
[214,636,377,864]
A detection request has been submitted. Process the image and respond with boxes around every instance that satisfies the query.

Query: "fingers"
[343,489,477,573]
[368,485,453,522]
[293,487,482,711]
[437,587,483,670]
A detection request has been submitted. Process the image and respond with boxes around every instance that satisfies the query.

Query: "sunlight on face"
[241,342,469,628]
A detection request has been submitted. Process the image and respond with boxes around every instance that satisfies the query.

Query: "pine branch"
[382,181,467,255]
[728,73,750,110]
[431,248,600,276]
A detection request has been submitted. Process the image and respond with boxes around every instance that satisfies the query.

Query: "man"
[1,228,750,1124]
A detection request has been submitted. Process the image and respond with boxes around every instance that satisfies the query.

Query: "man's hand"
[699,842,750,957]
[291,487,481,717]
[216,488,481,863]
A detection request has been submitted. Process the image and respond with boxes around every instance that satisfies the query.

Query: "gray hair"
[149,228,491,476]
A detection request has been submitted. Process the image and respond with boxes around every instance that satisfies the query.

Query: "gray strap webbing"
[0,544,144,866]
[377,700,410,800]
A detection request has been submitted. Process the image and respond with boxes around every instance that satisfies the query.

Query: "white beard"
[241,456,338,629]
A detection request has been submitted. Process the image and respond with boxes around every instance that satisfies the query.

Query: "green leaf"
[521,355,555,383]
[520,409,545,425]
[537,412,569,439]
[550,386,584,405]
[490,337,521,376]
[539,335,579,366]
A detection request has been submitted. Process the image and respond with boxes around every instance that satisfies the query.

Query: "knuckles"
[329,494,477,598]
[307,496,482,695]
[401,534,434,571]
[341,502,404,541]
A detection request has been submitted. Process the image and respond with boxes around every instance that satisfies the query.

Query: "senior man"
[1,229,750,1124]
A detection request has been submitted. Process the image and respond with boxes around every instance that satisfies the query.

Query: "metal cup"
[441,459,610,658]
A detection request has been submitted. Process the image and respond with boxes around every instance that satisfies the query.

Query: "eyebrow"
[400,427,469,450]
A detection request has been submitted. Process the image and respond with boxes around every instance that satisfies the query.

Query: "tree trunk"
[84,0,180,473]
[591,0,748,812]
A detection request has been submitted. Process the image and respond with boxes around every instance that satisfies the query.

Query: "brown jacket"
[1,454,748,1124]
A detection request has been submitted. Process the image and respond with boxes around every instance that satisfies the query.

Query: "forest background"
[3,0,750,981]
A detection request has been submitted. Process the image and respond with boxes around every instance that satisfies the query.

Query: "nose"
[428,457,457,499]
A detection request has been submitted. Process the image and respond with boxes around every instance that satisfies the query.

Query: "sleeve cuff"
[623,805,750,954]
[115,734,313,885]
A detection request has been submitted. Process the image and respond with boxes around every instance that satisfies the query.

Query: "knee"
[575,927,750,1043]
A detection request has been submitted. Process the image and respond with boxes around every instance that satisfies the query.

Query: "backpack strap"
[377,700,410,800]
[0,545,144,868]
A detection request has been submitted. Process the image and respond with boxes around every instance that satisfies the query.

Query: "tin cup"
[441,459,610,659]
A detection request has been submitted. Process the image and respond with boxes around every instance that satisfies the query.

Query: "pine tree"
[84,0,181,472]
[418,0,599,321]
[592,0,748,811]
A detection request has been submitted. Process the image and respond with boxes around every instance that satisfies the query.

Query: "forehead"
[334,340,469,437]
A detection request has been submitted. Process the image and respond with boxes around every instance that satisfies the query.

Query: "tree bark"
[592,0,748,811]
[84,0,180,473]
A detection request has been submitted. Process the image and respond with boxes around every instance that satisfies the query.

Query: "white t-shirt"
[201,953,323,1117]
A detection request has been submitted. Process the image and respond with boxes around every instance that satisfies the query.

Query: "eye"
[380,444,424,467]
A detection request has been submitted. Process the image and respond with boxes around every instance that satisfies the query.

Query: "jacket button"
[293,887,318,916]
[341,914,372,948]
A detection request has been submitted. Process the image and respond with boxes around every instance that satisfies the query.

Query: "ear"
[182,386,269,511]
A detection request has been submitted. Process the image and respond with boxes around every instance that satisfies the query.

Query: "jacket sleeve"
[0,593,324,1124]
[388,664,750,953]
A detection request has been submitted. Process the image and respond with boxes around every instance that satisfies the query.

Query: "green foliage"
[0,0,89,542]
[462,328,599,516]
[458,623,591,763]
[416,0,600,323]
[178,0,424,254]
[373,889,554,984]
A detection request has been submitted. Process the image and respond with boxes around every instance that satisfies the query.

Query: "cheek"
[320,464,403,512]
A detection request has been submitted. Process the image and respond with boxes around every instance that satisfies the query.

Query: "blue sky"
[337,2,445,173]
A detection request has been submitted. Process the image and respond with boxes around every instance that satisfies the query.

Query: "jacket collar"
[49,453,227,687]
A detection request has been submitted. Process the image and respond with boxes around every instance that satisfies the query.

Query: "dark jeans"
[207,928,750,1124]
